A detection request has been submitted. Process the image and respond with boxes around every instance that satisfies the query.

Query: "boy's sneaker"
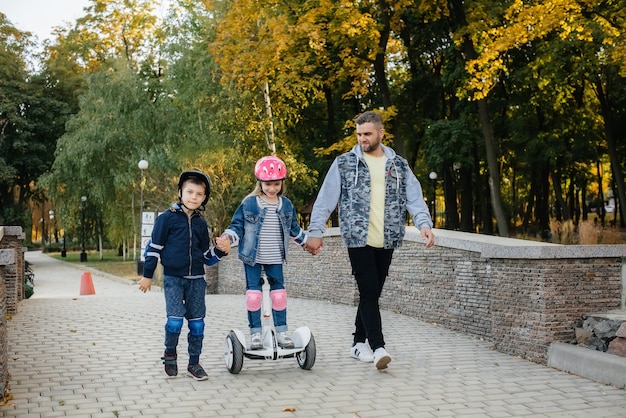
[276,332,294,348]
[350,342,374,363]
[373,347,392,370]
[161,352,178,377]
[250,333,263,350]
[187,363,208,381]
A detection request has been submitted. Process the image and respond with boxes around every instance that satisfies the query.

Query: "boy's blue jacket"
[143,203,225,279]
[223,195,307,266]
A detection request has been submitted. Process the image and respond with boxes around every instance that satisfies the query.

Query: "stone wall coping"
[0,226,24,240]
[323,226,626,259]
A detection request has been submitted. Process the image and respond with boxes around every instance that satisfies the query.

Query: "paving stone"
[1,251,625,417]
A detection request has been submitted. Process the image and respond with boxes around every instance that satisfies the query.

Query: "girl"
[222,156,308,349]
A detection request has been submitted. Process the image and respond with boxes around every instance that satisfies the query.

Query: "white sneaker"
[276,332,294,348]
[373,347,391,370]
[350,342,374,363]
[250,333,262,350]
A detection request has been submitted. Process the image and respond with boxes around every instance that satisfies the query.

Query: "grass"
[48,249,142,282]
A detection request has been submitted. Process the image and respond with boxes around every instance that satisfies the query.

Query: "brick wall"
[0,226,25,403]
[0,227,25,314]
[0,252,6,405]
[217,227,626,365]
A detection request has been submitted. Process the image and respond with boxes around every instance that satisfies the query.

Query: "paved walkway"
[2,251,626,417]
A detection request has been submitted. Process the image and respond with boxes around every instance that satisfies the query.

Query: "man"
[306,111,435,370]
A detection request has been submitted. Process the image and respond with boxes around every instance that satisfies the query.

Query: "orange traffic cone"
[80,271,96,295]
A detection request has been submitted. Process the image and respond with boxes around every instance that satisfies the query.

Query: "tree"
[462,0,626,231]
[42,60,176,254]
[0,14,72,230]
[48,0,160,71]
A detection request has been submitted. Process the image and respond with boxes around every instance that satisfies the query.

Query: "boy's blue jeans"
[244,263,287,334]
[163,275,206,364]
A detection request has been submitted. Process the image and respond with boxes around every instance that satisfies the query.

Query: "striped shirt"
[255,197,283,264]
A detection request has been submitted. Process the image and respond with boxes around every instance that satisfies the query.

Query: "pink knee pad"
[270,289,287,310]
[246,290,262,311]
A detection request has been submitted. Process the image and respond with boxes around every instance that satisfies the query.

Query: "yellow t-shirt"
[362,153,387,248]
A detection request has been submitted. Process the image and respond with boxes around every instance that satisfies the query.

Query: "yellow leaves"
[308,35,327,53]
[463,0,625,100]
[0,394,14,407]
[463,57,506,101]
[417,0,450,22]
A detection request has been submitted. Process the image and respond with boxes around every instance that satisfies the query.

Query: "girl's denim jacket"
[223,195,307,266]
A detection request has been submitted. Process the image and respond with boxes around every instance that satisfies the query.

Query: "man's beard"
[361,139,380,153]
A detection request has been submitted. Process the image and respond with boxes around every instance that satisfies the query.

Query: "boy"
[138,170,230,380]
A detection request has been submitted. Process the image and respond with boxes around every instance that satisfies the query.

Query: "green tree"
[0,14,72,230]
[463,0,626,230]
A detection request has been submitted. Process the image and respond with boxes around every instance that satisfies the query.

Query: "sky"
[1,0,91,43]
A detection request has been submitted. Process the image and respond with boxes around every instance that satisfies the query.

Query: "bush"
[24,283,34,299]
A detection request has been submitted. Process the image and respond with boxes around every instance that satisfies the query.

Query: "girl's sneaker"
[161,352,178,377]
[250,333,263,350]
[350,342,374,362]
[187,363,208,381]
[277,332,294,348]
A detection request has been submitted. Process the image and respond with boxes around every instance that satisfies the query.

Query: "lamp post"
[39,218,44,246]
[429,171,438,227]
[137,159,149,274]
[48,210,54,246]
[80,196,87,262]
[61,224,67,258]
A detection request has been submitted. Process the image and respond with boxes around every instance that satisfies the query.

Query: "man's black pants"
[347,246,394,351]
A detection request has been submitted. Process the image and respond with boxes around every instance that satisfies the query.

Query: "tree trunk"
[596,160,606,227]
[594,78,626,228]
[477,100,509,236]
[550,169,570,221]
[324,86,335,146]
[448,0,508,236]
[373,0,405,157]
[459,166,474,232]
[480,173,494,234]
[443,165,459,229]
[535,163,550,231]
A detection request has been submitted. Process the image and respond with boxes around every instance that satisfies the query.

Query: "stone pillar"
[0,226,24,403]
[0,227,25,314]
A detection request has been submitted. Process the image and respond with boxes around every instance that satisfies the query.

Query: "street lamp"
[80,196,87,262]
[137,159,149,274]
[48,210,54,245]
[61,224,67,258]
[429,171,438,227]
[39,218,44,246]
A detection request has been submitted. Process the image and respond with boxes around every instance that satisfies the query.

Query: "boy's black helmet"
[178,170,211,206]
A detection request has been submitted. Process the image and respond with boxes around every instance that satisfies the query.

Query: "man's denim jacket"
[223,195,307,266]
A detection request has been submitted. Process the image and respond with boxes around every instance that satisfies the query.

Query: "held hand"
[421,227,435,249]
[215,235,231,254]
[305,237,323,255]
[303,243,320,255]
[138,277,152,293]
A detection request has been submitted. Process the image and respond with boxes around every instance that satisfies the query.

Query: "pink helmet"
[254,156,287,181]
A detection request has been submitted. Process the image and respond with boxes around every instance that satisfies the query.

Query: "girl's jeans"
[163,275,206,364]
[244,263,287,334]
